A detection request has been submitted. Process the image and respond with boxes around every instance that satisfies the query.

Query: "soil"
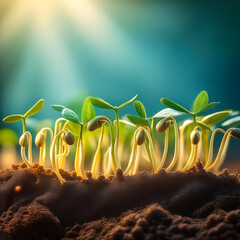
[0,162,240,240]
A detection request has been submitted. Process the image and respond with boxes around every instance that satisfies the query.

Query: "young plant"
[87,116,117,175]
[35,127,53,167]
[154,116,179,172]
[50,130,75,184]
[160,90,221,169]
[126,100,158,172]
[51,98,95,179]
[89,95,137,169]
[3,99,44,167]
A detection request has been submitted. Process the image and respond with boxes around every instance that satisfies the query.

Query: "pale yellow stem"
[166,117,179,172]
[206,129,232,171]
[182,143,194,171]
[20,131,33,168]
[177,125,186,170]
[188,144,198,168]
[91,125,105,177]
[38,128,53,167]
[154,127,169,173]
[215,134,231,172]
[50,130,66,184]
[59,142,69,169]
[75,136,87,179]
[204,128,225,169]
[103,147,112,177]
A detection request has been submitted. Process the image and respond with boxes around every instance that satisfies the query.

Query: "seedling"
[51,97,95,179]
[87,116,117,175]
[89,95,137,170]
[50,130,75,184]
[154,116,179,172]
[3,99,44,167]
[35,127,53,167]
[127,100,158,172]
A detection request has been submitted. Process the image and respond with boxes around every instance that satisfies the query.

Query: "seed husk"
[19,133,28,147]
[35,132,46,147]
[87,116,104,131]
[190,131,200,145]
[231,128,240,139]
[136,130,146,145]
[156,118,170,133]
[63,131,75,145]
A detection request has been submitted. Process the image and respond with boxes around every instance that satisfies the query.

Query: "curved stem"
[38,128,53,167]
[177,125,186,170]
[114,109,121,169]
[154,127,169,173]
[205,129,232,171]
[103,147,111,177]
[20,132,33,168]
[182,143,194,171]
[75,125,87,179]
[50,129,66,184]
[124,128,139,175]
[165,117,179,172]
[58,141,69,169]
[215,134,231,172]
[91,125,105,177]
[188,144,198,168]
[204,128,225,169]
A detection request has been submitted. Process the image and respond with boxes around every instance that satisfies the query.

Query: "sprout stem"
[165,117,179,171]
[182,143,195,171]
[20,131,33,168]
[204,128,225,169]
[91,125,105,177]
[22,118,26,133]
[58,141,69,169]
[50,129,67,184]
[75,125,87,179]
[37,127,53,167]
[154,127,169,173]
[205,129,232,171]
[177,125,186,170]
[114,109,121,169]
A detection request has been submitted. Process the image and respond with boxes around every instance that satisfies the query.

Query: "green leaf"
[51,105,65,112]
[197,102,220,114]
[64,121,81,137]
[62,108,80,124]
[222,116,240,128]
[182,120,212,134]
[89,97,114,109]
[126,115,149,127]
[196,122,212,134]
[81,98,95,124]
[193,91,209,114]
[118,95,138,109]
[202,110,232,126]
[152,108,186,119]
[134,100,147,118]
[160,98,190,114]
[3,114,23,123]
[24,99,45,118]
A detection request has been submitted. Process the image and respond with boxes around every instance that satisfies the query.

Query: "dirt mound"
[0,162,240,239]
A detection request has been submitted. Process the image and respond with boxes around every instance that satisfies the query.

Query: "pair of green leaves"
[127,101,150,127]
[3,99,45,123]
[51,98,95,126]
[161,90,219,116]
[88,95,138,110]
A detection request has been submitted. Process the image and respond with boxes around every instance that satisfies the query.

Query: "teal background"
[0,0,240,158]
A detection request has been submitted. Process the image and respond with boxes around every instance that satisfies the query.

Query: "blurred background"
[0,0,240,169]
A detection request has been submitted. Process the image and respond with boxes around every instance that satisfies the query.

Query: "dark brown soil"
[0,162,240,240]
